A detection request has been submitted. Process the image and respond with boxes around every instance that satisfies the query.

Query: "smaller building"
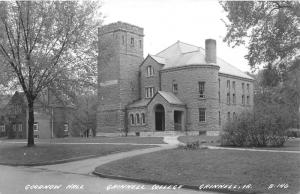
[0,90,75,139]
[0,95,11,138]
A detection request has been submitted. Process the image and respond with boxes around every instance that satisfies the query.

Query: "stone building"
[97,21,254,136]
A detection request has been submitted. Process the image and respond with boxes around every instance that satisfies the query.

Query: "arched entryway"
[154,104,165,131]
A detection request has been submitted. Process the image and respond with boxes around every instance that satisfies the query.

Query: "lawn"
[0,143,155,166]
[1,136,165,144]
[95,148,300,194]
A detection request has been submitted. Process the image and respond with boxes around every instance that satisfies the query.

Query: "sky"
[100,0,251,73]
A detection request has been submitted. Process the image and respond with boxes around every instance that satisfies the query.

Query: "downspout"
[51,107,54,138]
[124,106,128,136]
[159,70,162,91]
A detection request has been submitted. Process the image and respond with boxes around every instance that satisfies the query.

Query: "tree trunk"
[27,100,35,147]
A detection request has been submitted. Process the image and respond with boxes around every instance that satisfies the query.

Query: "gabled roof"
[149,55,166,65]
[127,91,184,109]
[150,41,253,80]
[127,98,150,108]
[157,91,184,105]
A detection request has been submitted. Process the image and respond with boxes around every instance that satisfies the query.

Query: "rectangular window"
[33,123,39,131]
[227,93,230,105]
[247,83,250,93]
[145,87,155,98]
[139,40,142,48]
[242,95,245,105]
[18,124,22,132]
[232,81,236,91]
[218,111,221,126]
[247,96,250,105]
[198,82,205,98]
[122,35,125,45]
[233,93,236,104]
[199,108,206,122]
[227,112,231,122]
[0,125,5,132]
[146,66,154,77]
[242,83,245,93]
[227,80,230,89]
[173,83,178,93]
[13,124,16,132]
[64,123,69,132]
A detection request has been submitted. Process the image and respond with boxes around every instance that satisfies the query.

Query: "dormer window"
[146,66,154,77]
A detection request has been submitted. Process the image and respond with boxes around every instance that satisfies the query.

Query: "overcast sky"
[101,0,251,72]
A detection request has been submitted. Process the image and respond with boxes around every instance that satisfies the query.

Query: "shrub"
[221,110,289,147]
[179,140,201,150]
[286,128,300,138]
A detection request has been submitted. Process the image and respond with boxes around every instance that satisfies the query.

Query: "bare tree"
[0,1,102,146]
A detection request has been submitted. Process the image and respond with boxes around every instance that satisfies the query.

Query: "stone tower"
[97,22,144,134]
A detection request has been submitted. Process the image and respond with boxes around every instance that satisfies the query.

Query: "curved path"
[0,136,221,194]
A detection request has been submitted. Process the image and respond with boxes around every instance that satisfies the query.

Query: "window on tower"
[130,37,134,47]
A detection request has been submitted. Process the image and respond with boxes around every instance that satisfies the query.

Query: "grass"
[95,148,300,194]
[0,143,155,166]
[1,136,165,144]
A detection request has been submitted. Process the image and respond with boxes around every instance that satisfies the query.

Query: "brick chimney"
[205,39,216,64]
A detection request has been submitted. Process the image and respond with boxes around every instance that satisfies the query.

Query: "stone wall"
[97,22,144,134]
[218,74,254,129]
[160,65,220,132]
[140,56,163,98]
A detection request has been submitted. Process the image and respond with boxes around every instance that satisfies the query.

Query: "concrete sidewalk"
[163,136,185,146]
[33,137,179,175]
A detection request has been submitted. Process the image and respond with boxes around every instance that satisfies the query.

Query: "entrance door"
[155,104,165,131]
[174,111,183,131]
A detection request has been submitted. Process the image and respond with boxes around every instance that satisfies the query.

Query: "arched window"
[141,113,145,124]
[136,113,140,124]
[130,114,135,125]
[227,112,231,122]
[233,112,236,120]
[146,66,154,77]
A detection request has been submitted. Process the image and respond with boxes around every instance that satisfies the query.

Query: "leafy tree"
[0,1,102,146]
[221,1,300,70]
[71,94,97,137]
